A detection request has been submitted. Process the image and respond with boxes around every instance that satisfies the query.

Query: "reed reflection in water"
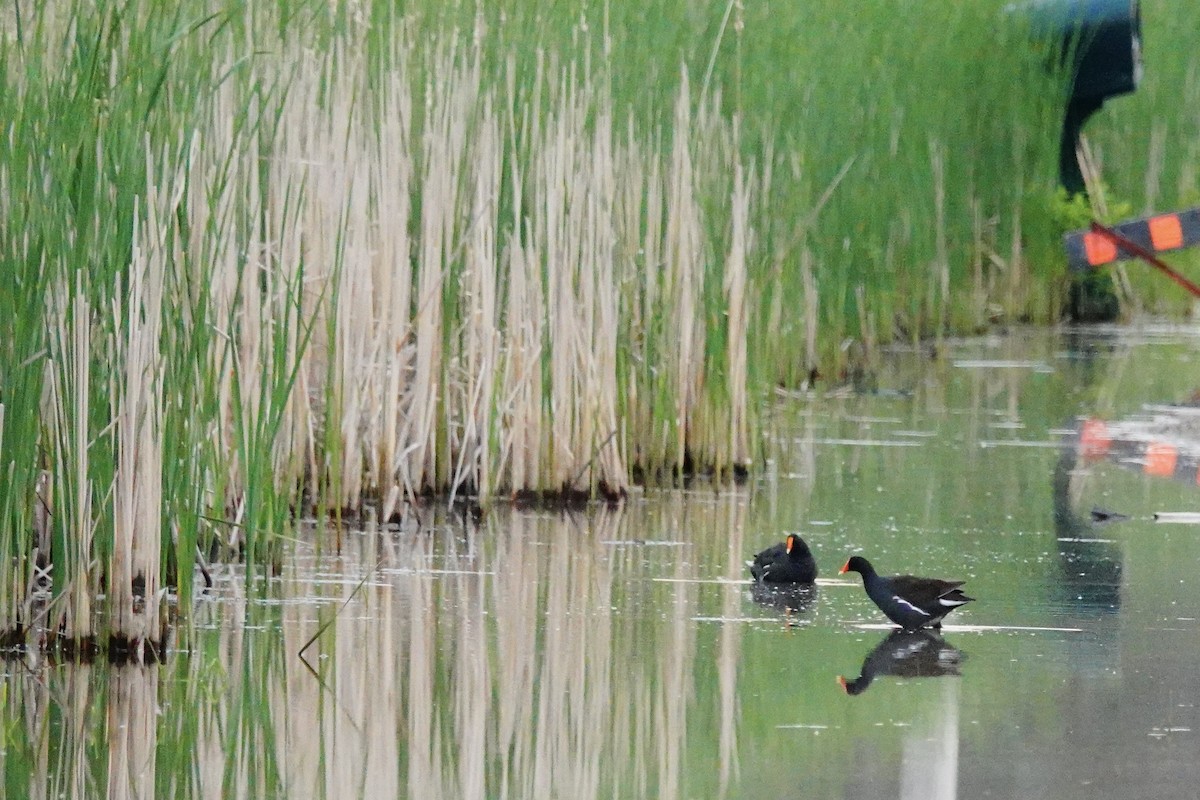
[900,679,960,800]
[141,492,750,799]
[107,664,158,800]
[361,496,749,800]
[2,657,162,799]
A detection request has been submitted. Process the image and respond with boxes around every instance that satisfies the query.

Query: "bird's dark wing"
[749,542,786,579]
[887,575,967,608]
[938,588,975,605]
[752,541,786,566]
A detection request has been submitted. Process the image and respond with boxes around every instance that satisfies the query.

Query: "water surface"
[5,324,1200,799]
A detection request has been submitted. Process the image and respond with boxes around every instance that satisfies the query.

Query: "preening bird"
[748,534,817,584]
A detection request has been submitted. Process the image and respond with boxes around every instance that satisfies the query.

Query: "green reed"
[0,1,304,651]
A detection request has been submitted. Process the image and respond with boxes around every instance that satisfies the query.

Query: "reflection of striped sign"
[1079,417,1200,484]
[1064,208,1200,272]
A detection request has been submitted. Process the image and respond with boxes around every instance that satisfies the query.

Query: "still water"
[6,324,1200,799]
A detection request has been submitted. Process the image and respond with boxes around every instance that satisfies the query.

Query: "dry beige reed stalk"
[1003,131,1029,319]
[187,85,241,516]
[854,283,879,371]
[1007,202,1025,317]
[801,247,819,378]
[970,196,987,329]
[1179,139,1198,204]
[404,46,480,497]
[231,130,267,499]
[1144,121,1166,215]
[374,48,417,521]
[664,70,705,472]
[197,53,320,521]
[617,125,665,465]
[450,98,501,503]
[538,75,579,491]
[528,71,629,495]
[568,86,626,494]
[0,402,17,634]
[69,277,93,643]
[46,271,94,642]
[930,138,949,341]
[498,228,545,493]
[266,79,319,499]
[109,182,170,651]
[724,158,751,470]
[327,115,375,507]
[195,76,267,527]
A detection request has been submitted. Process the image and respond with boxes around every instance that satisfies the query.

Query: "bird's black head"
[839,555,872,575]
[785,534,811,559]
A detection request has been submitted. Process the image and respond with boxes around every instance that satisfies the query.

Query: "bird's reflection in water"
[838,630,964,696]
[749,581,817,615]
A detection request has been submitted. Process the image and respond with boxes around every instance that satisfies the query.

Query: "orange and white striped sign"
[1065,208,1200,272]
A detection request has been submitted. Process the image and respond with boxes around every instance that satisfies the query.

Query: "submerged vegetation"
[0,0,1194,654]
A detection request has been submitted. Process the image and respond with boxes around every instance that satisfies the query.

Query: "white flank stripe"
[892,595,931,616]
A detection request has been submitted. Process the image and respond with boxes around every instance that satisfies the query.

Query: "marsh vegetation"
[0,0,1197,654]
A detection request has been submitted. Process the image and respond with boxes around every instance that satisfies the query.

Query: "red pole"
[1089,220,1200,299]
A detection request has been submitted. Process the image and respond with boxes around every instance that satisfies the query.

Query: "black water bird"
[748,534,817,584]
[837,629,963,695]
[839,555,973,631]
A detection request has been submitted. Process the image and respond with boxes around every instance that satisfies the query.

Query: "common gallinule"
[748,534,817,584]
[839,555,973,631]
[837,629,963,695]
